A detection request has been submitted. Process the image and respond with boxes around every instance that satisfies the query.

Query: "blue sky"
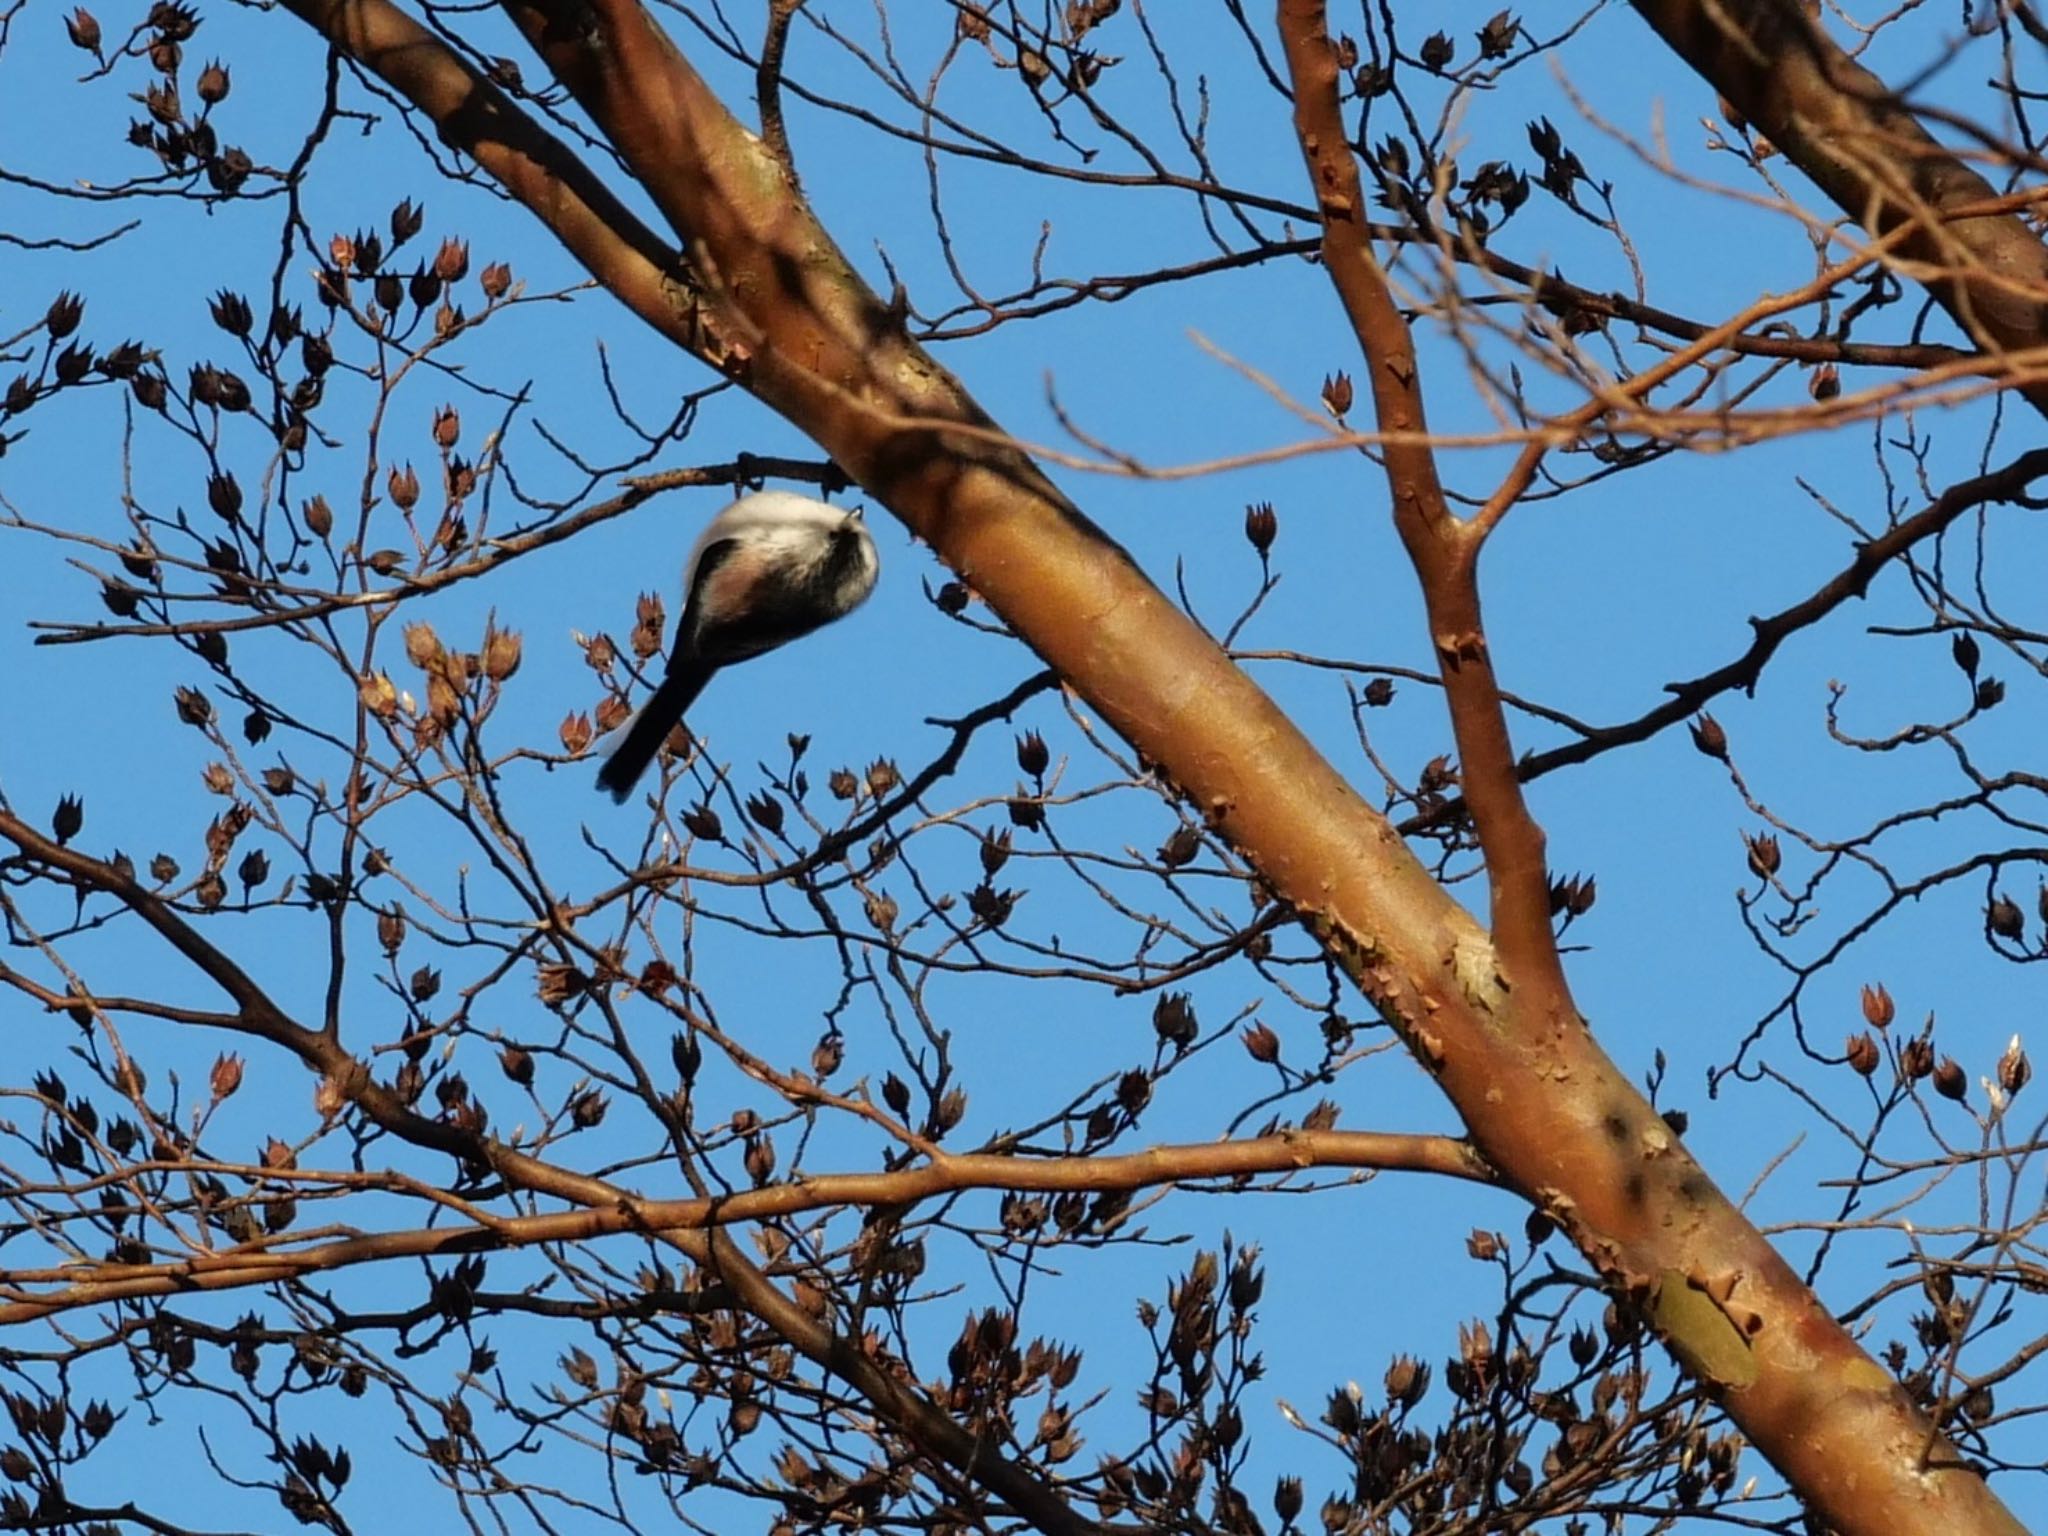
[2,1,2044,1530]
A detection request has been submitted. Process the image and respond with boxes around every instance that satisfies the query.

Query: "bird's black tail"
[595,663,714,803]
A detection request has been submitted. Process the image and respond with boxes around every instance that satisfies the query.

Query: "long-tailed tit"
[596,490,880,802]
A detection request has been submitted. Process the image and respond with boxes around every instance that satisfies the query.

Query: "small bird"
[596,489,880,802]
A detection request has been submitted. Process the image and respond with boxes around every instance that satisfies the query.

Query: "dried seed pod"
[1932,1056,1968,1102]
[1016,730,1049,778]
[1244,501,1277,553]
[209,1053,244,1102]
[1997,1035,2030,1097]
[45,291,84,338]
[1988,894,2025,939]
[1689,713,1728,759]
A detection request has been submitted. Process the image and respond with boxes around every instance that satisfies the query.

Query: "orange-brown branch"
[1277,0,1566,1009]
[0,1129,1490,1324]
[0,809,1107,1536]
[258,4,2030,1533]
[1630,0,2048,421]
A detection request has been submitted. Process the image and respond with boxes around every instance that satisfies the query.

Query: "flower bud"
[1860,982,1894,1029]
[196,59,230,104]
[1844,1031,1880,1076]
[480,261,512,300]
[65,7,100,50]
[1321,370,1354,417]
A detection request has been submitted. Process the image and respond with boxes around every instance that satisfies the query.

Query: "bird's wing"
[671,537,749,670]
[675,535,838,668]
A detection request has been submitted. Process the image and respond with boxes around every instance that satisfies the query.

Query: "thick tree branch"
[278,0,731,359]
[1396,445,2048,842]
[0,811,1114,1536]
[1277,0,1568,1009]
[256,4,2031,1533]
[1266,2,2014,1531]
[0,1129,1491,1324]
[1630,0,2048,420]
